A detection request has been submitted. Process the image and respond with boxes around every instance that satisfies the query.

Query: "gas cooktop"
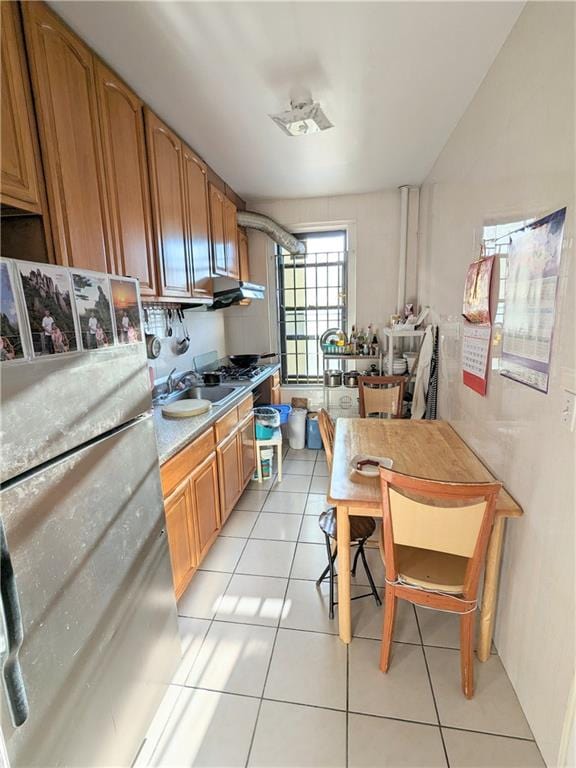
[206,364,270,383]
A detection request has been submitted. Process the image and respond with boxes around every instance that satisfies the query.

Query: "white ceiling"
[50,1,523,201]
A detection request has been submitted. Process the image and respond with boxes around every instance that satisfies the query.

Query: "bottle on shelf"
[350,326,358,355]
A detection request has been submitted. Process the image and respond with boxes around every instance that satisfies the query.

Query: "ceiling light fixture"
[269,97,333,137]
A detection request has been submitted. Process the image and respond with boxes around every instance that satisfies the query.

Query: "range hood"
[208,281,265,310]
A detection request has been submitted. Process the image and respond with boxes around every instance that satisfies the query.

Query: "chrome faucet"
[166,367,178,394]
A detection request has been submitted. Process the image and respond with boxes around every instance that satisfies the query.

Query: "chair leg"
[380,588,396,672]
[358,541,382,606]
[326,535,336,620]
[351,545,362,576]
[460,611,476,698]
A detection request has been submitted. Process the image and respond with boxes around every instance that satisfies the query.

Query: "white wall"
[417,3,575,765]
[225,190,403,352]
[145,306,226,381]
[224,190,413,411]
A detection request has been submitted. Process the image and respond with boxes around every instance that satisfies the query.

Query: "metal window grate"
[276,231,348,384]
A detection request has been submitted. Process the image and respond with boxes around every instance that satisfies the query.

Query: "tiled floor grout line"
[158,680,539,747]
[414,606,451,768]
[242,474,310,768]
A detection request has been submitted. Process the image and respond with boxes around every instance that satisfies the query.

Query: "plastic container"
[254,406,280,440]
[288,408,307,449]
[306,413,323,449]
[260,447,274,479]
[267,404,292,425]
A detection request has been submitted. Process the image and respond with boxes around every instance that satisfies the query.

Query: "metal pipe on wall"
[397,185,410,314]
[237,211,305,255]
[397,185,420,314]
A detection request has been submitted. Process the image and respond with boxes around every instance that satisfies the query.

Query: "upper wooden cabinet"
[223,196,240,279]
[209,184,240,279]
[182,145,213,299]
[238,228,250,282]
[145,109,192,299]
[1,2,43,212]
[94,61,156,295]
[209,183,227,277]
[21,1,112,272]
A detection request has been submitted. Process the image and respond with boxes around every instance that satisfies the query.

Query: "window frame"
[275,227,352,386]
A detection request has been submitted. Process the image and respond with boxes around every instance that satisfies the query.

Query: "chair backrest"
[379,467,501,596]
[358,375,405,418]
[317,408,335,470]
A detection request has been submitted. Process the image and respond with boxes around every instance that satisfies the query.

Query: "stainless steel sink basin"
[153,383,242,407]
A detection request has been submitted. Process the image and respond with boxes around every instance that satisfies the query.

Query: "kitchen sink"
[153,383,243,407]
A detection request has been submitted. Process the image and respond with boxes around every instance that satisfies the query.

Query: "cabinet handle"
[0,523,29,727]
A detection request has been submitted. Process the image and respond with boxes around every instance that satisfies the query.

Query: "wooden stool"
[254,428,283,483]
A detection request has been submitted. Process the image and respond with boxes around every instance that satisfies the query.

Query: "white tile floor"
[137,448,544,768]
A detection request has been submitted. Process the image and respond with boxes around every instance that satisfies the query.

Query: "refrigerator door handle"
[0,523,29,727]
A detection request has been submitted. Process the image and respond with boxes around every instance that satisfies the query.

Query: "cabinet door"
[164,478,196,599]
[95,61,156,295]
[223,196,239,279]
[238,228,250,283]
[182,145,213,299]
[209,183,226,276]
[1,2,42,212]
[217,432,242,524]
[145,109,192,298]
[21,2,111,272]
[189,453,220,562]
[238,415,256,489]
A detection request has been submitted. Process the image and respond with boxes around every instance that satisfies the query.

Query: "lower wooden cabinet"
[164,477,196,599]
[239,414,256,487]
[161,394,256,597]
[190,453,220,562]
[217,431,242,525]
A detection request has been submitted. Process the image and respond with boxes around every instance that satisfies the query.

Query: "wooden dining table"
[327,418,523,660]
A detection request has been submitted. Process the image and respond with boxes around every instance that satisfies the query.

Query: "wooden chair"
[378,467,501,698]
[315,409,381,618]
[358,375,405,418]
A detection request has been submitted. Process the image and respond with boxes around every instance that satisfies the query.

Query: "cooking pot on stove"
[343,370,360,388]
[324,369,342,388]
[203,370,222,385]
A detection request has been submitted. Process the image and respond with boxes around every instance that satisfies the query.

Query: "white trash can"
[288,408,307,449]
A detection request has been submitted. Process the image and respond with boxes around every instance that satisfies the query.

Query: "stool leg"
[351,545,362,577]
[256,444,262,483]
[326,535,336,620]
[359,541,382,606]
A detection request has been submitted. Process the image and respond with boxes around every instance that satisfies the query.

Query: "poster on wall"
[462,323,491,395]
[500,208,566,393]
[462,255,495,324]
[17,261,79,356]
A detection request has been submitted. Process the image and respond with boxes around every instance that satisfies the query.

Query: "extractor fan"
[270,96,333,137]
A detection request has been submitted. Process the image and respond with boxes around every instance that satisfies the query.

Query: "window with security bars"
[276,230,348,384]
